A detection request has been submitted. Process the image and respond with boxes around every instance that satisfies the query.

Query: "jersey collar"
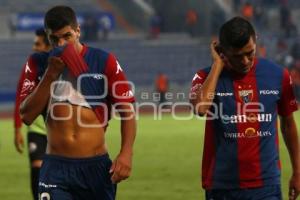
[80,44,88,57]
[230,57,258,80]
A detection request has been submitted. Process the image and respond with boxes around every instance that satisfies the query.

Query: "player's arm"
[189,41,224,116]
[13,65,26,153]
[104,54,136,183]
[110,103,136,183]
[20,56,65,125]
[280,114,300,200]
[278,68,300,200]
[118,105,136,157]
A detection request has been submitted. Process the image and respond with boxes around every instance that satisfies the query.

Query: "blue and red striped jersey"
[19,45,134,127]
[190,58,298,189]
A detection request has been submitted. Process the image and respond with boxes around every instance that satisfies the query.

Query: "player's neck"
[74,42,83,54]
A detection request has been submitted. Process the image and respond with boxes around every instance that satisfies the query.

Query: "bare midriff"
[46,104,107,158]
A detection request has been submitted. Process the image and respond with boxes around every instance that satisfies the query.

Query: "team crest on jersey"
[238,90,253,103]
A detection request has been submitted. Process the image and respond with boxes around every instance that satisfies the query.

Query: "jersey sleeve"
[277,68,298,116]
[104,54,135,104]
[14,65,26,129]
[16,55,39,112]
[189,69,208,98]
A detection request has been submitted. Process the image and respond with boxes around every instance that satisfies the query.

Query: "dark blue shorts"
[205,185,282,200]
[39,154,116,200]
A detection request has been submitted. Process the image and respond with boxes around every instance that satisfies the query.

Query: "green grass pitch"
[0,111,299,200]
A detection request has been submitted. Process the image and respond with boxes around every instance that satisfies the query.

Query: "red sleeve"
[104,54,135,104]
[189,70,208,98]
[14,65,26,129]
[277,68,298,116]
[13,56,39,128]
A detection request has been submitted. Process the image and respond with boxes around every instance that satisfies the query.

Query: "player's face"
[224,37,256,74]
[47,25,80,48]
[32,36,50,53]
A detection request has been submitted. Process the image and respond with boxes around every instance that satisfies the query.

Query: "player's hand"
[109,151,132,184]
[210,41,224,68]
[289,173,300,200]
[47,57,65,79]
[14,128,24,154]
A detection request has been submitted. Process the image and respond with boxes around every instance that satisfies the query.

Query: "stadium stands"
[1,0,99,12]
[0,35,210,105]
[0,0,299,110]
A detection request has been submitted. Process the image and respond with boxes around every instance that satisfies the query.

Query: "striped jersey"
[190,58,298,189]
[18,44,134,127]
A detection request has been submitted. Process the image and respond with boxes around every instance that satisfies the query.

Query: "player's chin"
[238,65,251,74]
[241,68,250,74]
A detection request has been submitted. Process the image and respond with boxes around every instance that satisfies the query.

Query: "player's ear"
[75,25,81,39]
[215,44,223,54]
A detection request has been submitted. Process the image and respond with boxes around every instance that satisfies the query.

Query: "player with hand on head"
[19,5,136,200]
[14,28,51,200]
[190,17,300,200]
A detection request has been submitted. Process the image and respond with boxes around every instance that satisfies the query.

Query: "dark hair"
[35,28,50,46]
[219,16,256,49]
[44,5,78,32]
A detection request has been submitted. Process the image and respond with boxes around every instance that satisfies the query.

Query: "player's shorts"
[205,184,282,200]
[38,153,116,200]
[27,132,47,162]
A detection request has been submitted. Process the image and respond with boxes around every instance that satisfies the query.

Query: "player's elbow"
[195,107,207,116]
[189,99,207,116]
[20,112,34,125]
[20,105,34,125]
[20,116,33,126]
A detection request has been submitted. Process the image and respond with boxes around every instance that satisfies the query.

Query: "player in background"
[155,73,168,106]
[190,17,300,200]
[19,6,136,200]
[14,28,51,200]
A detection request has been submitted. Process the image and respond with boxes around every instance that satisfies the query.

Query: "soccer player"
[190,17,300,200]
[19,6,136,200]
[14,28,51,200]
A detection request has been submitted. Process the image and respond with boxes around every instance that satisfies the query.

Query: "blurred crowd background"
[0,0,299,115]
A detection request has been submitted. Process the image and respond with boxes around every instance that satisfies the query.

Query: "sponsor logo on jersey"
[216,92,234,97]
[192,73,202,81]
[238,90,253,103]
[116,61,123,74]
[25,62,32,73]
[244,127,256,137]
[21,79,35,94]
[190,83,202,93]
[224,128,272,139]
[122,90,134,97]
[259,90,279,95]
[93,74,103,80]
[223,113,273,124]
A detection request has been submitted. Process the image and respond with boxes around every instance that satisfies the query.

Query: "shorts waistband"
[43,153,110,163]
